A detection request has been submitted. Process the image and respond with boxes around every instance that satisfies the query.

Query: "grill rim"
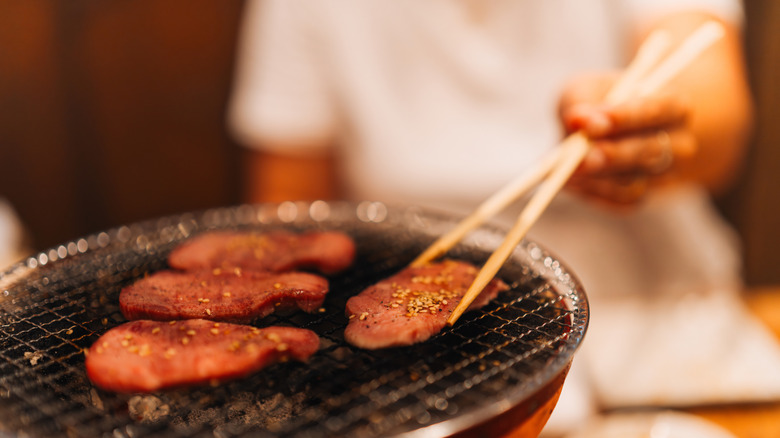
[0,201,589,437]
[397,214,589,437]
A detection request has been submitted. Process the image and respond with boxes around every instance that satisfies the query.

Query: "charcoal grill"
[0,201,588,437]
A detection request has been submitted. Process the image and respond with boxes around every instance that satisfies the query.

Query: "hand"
[558,73,697,206]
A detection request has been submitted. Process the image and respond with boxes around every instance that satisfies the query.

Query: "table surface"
[681,287,780,438]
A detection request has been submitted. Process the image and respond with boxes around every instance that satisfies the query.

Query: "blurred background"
[2,2,780,436]
[0,0,778,289]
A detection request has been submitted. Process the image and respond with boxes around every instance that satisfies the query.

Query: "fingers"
[562,92,690,139]
[568,127,698,206]
[567,174,651,206]
[580,126,697,176]
[649,130,674,174]
[557,73,697,206]
[600,93,690,137]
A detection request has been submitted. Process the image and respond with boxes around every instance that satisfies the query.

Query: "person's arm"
[229,1,341,204]
[242,144,340,204]
[559,11,753,205]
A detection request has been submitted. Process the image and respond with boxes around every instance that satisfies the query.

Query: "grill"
[0,201,588,438]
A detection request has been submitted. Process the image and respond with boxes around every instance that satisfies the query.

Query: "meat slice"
[120,269,329,323]
[167,230,356,274]
[344,259,509,349]
[85,320,319,393]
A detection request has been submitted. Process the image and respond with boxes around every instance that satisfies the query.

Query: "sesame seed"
[210,328,219,335]
[359,312,369,321]
[181,337,190,345]
[186,330,196,336]
[151,327,161,334]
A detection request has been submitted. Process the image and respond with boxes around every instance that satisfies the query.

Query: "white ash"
[127,395,171,422]
[23,351,42,366]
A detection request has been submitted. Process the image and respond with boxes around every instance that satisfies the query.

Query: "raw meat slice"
[167,230,356,274]
[85,319,319,393]
[344,259,509,349]
[120,269,328,323]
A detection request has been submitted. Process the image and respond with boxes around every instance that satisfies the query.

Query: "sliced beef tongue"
[344,259,509,350]
[167,230,356,274]
[120,268,329,323]
[86,320,319,393]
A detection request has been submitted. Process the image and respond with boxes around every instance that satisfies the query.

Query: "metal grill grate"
[0,202,588,438]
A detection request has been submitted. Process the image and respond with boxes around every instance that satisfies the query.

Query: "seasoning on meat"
[85,320,319,393]
[120,269,329,323]
[167,230,356,274]
[344,259,509,349]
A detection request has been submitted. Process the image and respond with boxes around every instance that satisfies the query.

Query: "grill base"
[0,202,588,437]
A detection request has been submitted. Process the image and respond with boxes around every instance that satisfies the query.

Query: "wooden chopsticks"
[408,21,726,326]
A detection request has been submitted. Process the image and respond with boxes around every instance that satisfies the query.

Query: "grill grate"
[0,202,588,438]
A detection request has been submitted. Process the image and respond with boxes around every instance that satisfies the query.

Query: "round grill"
[0,201,588,437]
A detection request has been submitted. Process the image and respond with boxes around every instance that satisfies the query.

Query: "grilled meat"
[168,230,356,274]
[120,268,329,323]
[85,320,319,393]
[345,259,509,349]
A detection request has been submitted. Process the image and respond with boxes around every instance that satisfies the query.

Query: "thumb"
[558,72,617,133]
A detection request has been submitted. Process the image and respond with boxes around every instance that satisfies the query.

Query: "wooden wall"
[0,0,245,250]
[721,0,780,286]
[0,1,779,286]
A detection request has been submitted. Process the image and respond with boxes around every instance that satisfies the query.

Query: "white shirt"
[228,0,743,298]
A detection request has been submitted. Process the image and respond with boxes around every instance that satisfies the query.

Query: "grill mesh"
[0,202,588,437]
